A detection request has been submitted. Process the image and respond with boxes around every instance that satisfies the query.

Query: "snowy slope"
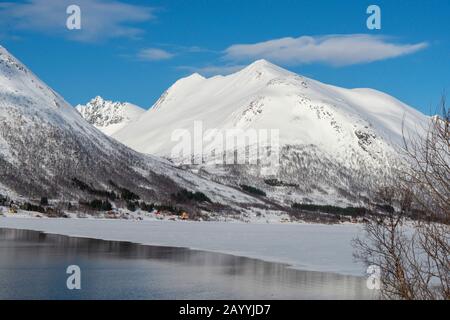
[76,96,145,135]
[0,45,264,213]
[114,59,429,205]
[115,59,426,157]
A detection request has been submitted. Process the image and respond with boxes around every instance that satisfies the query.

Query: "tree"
[353,97,449,300]
[40,197,49,206]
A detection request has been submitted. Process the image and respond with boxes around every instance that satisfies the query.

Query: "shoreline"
[0,216,366,277]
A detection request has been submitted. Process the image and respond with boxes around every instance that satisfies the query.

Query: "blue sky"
[0,0,449,114]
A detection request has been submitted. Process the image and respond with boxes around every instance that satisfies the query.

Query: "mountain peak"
[248,59,285,69]
[237,59,292,78]
[178,72,206,83]
[76,96,145,135]
[249,59,272,67]
[92,95,105,103]
[188,72,205,80]
[243,59,278,72]
[166,72,205,93]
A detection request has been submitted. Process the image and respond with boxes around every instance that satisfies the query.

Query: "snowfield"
[0,217,366,276]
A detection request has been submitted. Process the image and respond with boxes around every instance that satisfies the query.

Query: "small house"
[180,212,189,220]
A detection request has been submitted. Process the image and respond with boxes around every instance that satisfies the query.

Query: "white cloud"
[138,48,174,61]
[224,34,428,66]
[0,0,155,42]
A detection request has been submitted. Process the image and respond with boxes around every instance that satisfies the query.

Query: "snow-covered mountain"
[113,59,429,206]
[0,45,265,215]
[76,96,144,135]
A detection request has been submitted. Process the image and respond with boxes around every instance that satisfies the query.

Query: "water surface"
[0,228,376,299]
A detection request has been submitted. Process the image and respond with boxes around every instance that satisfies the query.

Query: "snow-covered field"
[0,217,366,276]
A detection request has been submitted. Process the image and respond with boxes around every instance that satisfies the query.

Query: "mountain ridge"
[0,45,266,216]
[111,59,429,206]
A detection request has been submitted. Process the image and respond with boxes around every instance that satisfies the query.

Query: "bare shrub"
[354,97,449,300]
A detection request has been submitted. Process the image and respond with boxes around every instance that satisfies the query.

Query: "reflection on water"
[0,228,376,300]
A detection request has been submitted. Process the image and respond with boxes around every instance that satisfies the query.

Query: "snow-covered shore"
[0,217,366,276]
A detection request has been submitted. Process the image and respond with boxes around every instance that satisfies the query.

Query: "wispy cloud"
[161,44,215,54]
[138,48,174,61]
[135,44,213,62]
[0,0,156,42]
[224,34,428,66]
